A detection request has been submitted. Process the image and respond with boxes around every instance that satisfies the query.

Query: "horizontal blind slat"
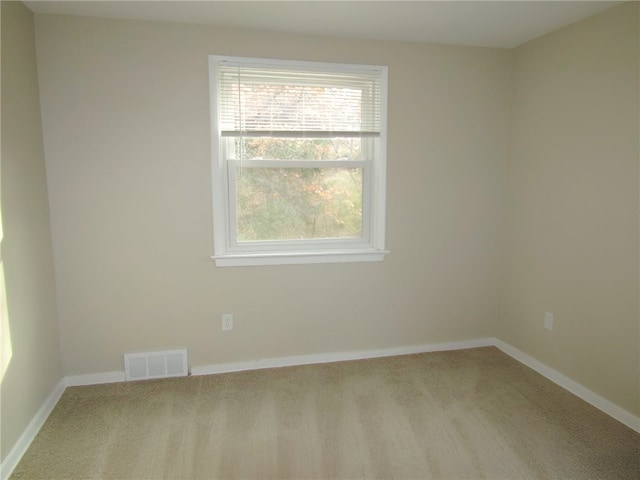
[220,130,380,138]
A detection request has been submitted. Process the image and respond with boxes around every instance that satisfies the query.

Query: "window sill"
[211,249,389,267]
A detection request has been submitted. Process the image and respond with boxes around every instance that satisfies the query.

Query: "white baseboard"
[64,370,125,387]
[0,379,66,480]
[494,338,640,433]
[190,337,495,376]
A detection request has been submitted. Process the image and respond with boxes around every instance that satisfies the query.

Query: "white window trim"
[209,55,389,267]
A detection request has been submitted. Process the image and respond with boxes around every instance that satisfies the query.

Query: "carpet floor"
[10,347,640,479]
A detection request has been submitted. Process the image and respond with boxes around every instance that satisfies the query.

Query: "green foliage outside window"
[236,166,363,241]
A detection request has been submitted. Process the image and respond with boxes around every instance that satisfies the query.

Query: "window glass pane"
[236,167,363,241]
[227,136,363,161]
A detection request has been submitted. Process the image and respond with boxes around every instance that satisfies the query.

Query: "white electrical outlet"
[222,313,233,331]
[544,312,554,331]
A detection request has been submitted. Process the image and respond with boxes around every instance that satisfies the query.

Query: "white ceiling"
[25,1,623,48]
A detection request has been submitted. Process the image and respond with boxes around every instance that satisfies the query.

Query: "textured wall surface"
[0,0,62,463]
[34,14,511,375]
[499,2,639,416]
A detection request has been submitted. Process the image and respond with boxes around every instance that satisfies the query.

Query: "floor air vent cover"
[124,349,188,381]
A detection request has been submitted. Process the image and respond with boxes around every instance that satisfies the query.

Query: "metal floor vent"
[124,349,188,381]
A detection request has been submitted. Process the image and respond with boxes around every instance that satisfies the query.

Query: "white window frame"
[208,55,389,267]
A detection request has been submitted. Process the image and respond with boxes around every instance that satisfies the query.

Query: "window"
[209,55,388,267]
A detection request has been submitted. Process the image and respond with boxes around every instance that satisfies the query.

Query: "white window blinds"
[216,60,383,138]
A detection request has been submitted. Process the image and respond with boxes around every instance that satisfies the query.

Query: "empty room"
[2,0,639,478]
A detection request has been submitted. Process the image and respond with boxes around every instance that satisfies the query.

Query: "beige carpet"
[10,347,640,479]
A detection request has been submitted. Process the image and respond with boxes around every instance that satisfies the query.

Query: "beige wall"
[33,14,511,376]
[499,2,639,416]
[0,1,63,463]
